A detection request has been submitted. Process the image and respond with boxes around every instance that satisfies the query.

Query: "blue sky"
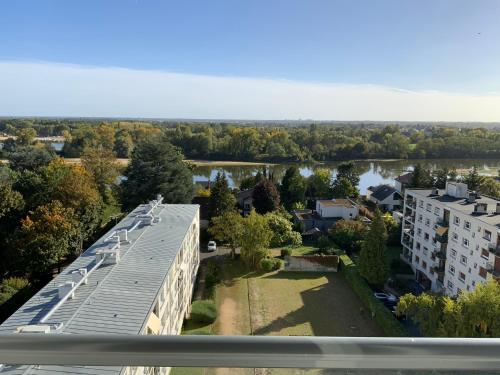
[1,0,500,120]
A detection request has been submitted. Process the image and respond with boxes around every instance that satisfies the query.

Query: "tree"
[336,161,360,187]
[239,210,272,269]
[359,209,389,287]
[265,211,302,248]
[329,219,367,253]
[331,177,358,198]
[81,147,120,198]
[0,180,24,220]
[114,131,134,158]
[209,171,236,218]
[307,168,332,199]
[121,137,194,210]
[433,168,449,189]
[280,166,307,209]
[464,166,484,191]
[16,128,37,146]
[479,177,500,199]
[208,211,244,258]
[410,164,433,188]
[8,146,55,172]
[397,280,500,337]
[252,179,280,214]
[17,200,80,278]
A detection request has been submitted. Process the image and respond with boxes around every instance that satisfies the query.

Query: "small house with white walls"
[366,184,403,211]
[0,195,200,375]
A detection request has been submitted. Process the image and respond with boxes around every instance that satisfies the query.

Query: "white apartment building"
[315,198,359,219]
[0,196,200,375]
[401,182,500,297]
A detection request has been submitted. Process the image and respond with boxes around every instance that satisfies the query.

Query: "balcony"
[488,243,500,256]
[1,334,500,372]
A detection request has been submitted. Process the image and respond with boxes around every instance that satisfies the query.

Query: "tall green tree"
[433,168,449,189]
[114,130,134,158]
[252,179,280,214]
[331,177,358,198]
[280,166,307,209]
[336,161,360,187]
[209,171,236,217]
[329,219,367,253]
[8,146,55,172]
[265,211,302,247]
[81,147,120,199]
[307,168,332,199]
[121,137,194,210]
[239,210,272,269]
[359,209,389,287]
[410,164,433,188]
[464,166,484,191]
[208,211,244,258]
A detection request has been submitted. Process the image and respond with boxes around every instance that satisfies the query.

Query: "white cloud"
[1,60,500,121]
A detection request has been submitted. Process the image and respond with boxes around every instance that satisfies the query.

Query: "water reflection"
[193,159,500,195]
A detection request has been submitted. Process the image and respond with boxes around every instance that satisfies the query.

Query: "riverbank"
[185,159,275,167]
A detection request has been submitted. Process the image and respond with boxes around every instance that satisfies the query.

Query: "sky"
[1,0,500,121]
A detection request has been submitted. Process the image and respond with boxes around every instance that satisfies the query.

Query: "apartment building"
[0,196,200,375]
[401,182,500,297]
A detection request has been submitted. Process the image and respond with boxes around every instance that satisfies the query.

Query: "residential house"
[236,189,253,216]
[366,184,403,211]
[395,172,413,193]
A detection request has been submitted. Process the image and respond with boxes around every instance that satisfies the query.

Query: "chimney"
[468,193,476,203]
[431,188,439,196]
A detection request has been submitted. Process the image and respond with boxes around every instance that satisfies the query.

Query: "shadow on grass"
[262,271,330,280]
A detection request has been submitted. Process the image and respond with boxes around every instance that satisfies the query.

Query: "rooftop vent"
[430,188,439,196]
[71,268,88,285]
[15,323,63,334]
[467,192,476,203]
[474,203,488,214]
[58,281,75,300]
[445,182,468,198]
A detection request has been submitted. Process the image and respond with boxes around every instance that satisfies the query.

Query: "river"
[193,159,500,194]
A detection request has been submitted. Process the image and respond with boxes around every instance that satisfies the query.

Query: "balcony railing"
[2,334,500,371]
[489,243,500,256]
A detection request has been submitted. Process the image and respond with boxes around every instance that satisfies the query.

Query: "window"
[452,233,459,241]
[484,230,492,241]
[464,221,471,230]
[424,233,430,241]
[423,247,428,255]
[449,265,455,275]
[472,280,476,286]
[426,203,432,212]
[418,214,423,222]
[434,207,440,215]
[460,255,467,265]
[447,280,454,290]
[425,218,430,227]
[481,248,489,260]
[453,216,460,225]
[450,249,457,259]
[417,228,422,236]
[419,200,424,208]
[415,255,420,263]
[422,261,427,270]
[462,238,469,247]
[416,242,421,250]
[459,272,466,283]
[479,267,488,279]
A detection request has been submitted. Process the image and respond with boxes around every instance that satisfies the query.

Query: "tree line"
[2,120,500,161]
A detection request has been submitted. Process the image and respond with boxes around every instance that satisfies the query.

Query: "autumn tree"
[208,211,244,258]
[8,145,55,172]
[209,171,236,218]
[329,219,367,253]
[81,147,120,198]
[0,180,24,220]
[252,179,280,214]
[359,209,389,287]
[15,127,37,146]
[121,136,194,210]
[17,200,79,278]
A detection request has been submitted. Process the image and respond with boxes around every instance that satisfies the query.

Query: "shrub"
[272,258,282,270]
[287,231,303,247]
[190,300,217,324]
[317,235,331,250]
[280,248,292,257]
[260,258,275,272]
[339,254,407,337]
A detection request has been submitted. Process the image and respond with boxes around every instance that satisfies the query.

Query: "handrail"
[1,335,500,370]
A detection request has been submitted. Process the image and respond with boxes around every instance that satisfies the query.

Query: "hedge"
[190,300,218,324]
[339,254,407,337]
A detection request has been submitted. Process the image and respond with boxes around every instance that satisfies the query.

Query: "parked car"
[207,241,217,252]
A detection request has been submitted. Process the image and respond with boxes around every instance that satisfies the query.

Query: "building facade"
[401,182,500,296]
[0,197,200,375]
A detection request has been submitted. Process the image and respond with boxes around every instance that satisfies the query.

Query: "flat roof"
[317,199,355,208]
[407,189,500,229]
[0,202,199,374]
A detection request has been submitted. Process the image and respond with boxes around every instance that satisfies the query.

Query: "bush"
[317,235,331,250]
[287,231,303,247]
[260,258,275,272]
[190,300,218,324]
[339,255,407,337]
[280,248,292,257]
[272,258,282,271]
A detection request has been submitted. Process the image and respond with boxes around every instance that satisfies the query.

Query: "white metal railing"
[1,335,500,370]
